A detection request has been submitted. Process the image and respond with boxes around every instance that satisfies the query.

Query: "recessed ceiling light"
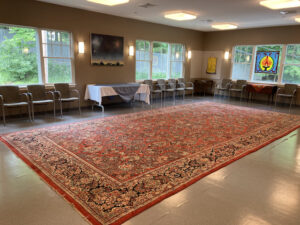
[86,0,129,6]
[295,16,300,22]
[211,24,238,30]
[260,0,300,10]
[164,11,197,21]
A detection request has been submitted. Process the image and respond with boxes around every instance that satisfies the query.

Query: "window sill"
[17,84,76,91]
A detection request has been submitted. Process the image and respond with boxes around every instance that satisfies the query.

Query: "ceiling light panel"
[86,0,129,6]
[260,0,300,10]
[211,24,238,30]
[164,11,197,21]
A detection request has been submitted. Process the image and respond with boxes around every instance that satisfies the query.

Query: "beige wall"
[0,0,203,92]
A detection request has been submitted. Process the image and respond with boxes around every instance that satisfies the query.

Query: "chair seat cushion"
[230,88,242,92]
[185,87,194,90]
[32,99,54,104]
[61,97,79,102]
[4,102,28,107]
[176,88,185,91]
[166,89,175,92]
[277,94,293,98]
[217,88,228,91]
[152,90,162,93]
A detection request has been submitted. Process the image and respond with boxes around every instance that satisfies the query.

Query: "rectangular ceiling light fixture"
[164,11,197,21]
[211,24,238,30]
[87,0,129,6]
[260,0,300,10]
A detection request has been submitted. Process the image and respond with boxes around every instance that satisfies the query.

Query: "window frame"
[0,23,75,86]
[135,40,185,81]
[231,43,300,85]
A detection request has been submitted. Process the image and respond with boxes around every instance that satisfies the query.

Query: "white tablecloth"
[84,84,150,105]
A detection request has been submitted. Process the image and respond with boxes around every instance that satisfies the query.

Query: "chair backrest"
[157,79,166,85]
[144,80,153,86]
[178,78,185,84]
[221,79,232,88]
[27,85,47,101]
[0,85,20,103]
[284,84,297,95]
[235,80,247,89]
[54,83,70,98]
[144,80,153,91]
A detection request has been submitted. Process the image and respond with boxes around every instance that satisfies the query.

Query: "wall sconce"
[187,50,192,59]
[78,42,85,54]
[224,51,230,60]
[129,45,134,56]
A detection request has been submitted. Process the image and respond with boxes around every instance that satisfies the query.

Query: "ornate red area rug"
[1,102,300,225]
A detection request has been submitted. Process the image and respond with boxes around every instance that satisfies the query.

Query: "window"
[231,46,253,81]
[135,40,185,80]
[170,43,184,79]
[0,25,41,85]
[232,44,300,85]
[282,44,300,84]
[41,30,73,83]
[136,40,151,81]
[0,24,74,85]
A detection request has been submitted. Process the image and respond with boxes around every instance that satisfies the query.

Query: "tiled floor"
[0,96,300,225]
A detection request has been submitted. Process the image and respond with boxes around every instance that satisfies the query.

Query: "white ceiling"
[38,0,300,31]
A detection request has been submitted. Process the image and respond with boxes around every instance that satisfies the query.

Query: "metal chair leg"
[78,100,81,115]
[31,103,34,121]
[28,104,32,122]
[2,105,5,126]
[275,94,278,108]
[289,96,294,113]
[53,101,56,117]
[59,100,63,117]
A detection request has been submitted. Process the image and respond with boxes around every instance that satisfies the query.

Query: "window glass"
[41,30,73,83]
[231,46,253,80]
[0,25,41,84]
[170,44,184,79]
[282,44,300,84]
[136,40,151,80]
[152,42,168,79]
[252,45,282,83]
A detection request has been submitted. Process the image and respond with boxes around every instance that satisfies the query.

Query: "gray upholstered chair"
[27,85,58,120]
[0,85,31,126]
[144,80,163,104]
[169,79,185,100]
[214,79,232,97]
[178,78,194,99]
[229,80,247,101]
[157,79,176,103]
[275,84,297,111]
[54,83,81,116]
